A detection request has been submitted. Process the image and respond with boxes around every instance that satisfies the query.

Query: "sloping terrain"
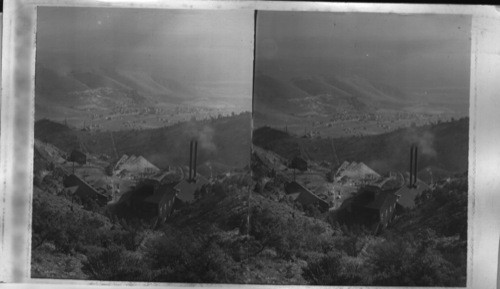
[35,112,251,170]
[255,68,412,118]
[253,118,469,175]
[253,58,468,137]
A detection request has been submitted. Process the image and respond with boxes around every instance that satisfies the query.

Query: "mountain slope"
[253,118,469,175]
[35,113,252,170]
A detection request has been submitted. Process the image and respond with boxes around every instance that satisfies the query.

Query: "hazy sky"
[257,12,471,92]
[37,7,254,92]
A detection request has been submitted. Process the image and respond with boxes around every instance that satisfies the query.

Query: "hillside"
[250,144,468,286]
[253,57,469,138]
[35,112,251,170]
[253,117,469,175]
[255,57,468,115]
[36,65,196,106]
[32,130,467,285]
[35,64,250,131]
[255,62,420,116]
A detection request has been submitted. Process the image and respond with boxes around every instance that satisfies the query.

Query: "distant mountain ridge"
[36,64,198,106]
[255,72,413,116]
[254,57,469,123]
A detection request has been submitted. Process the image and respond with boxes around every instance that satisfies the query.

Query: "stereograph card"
[1,1,500,289]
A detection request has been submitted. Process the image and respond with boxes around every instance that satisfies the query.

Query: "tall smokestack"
[189,140,193,180]
[409,145,414,187]
[413,146,418,187]
[193,141,198,180]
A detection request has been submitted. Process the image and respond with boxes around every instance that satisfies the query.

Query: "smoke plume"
[198,125,217,152]
[184,121,217,153]
[406,129,437,158]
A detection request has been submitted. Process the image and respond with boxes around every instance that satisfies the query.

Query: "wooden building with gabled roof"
[350,185,399,234]
[63,174,110,206]
[142,184,178,223]
[284,181,330,212]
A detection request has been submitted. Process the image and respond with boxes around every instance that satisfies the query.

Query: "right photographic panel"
[252,11,470,286]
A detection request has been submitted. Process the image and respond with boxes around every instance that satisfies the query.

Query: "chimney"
[193,140,198,180]
[413,146,418,187]
[409,144,418,188]
[409,145,414,187]
[189,140,193,180]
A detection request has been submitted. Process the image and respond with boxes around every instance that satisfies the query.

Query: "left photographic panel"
[32,7,254,282]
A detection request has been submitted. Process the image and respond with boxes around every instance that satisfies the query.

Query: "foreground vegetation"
[32,167,467,286]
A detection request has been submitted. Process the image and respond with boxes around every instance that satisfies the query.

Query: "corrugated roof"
[335,161,380,180]
[115,154,160,173]
[284,181,329,211]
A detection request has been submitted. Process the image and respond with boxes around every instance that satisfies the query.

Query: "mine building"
[68,149,87,165]
[350,185,399,234]
[63,174,110,206]
[127,181,178,223]
[347,144,429,233]
[141,184,178,223]
[284,181,330,212]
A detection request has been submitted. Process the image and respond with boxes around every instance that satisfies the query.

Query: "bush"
[82,245,150,281]
[144,226,240,283]
[366,233,461,286]
[32,198,117,254]
[302,252,363,285]
[32,199,84,253]
[248,205,332,260]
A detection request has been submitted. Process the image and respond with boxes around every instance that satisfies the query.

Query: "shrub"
[82,245,150,281]
[248,205,333,260]
[366,234,461,286]
[302,252,363,285]
[144,227,240,283]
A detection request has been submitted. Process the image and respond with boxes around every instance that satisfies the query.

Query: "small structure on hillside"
[284,181,330,213]
[395,179,429,210]
[174,139,210,206]
[395,145,430,210]
[290,156,308,172]
[63,174,110,206]
[175,176,210,204]
[68,149,87,165]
